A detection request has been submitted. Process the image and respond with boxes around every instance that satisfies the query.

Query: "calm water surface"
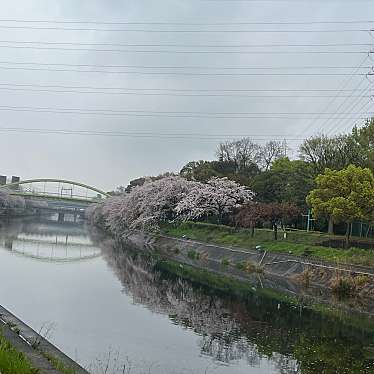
[0,217,373,374]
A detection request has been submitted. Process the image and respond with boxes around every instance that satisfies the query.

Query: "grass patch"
[330,275,356,297]
[236,260,264,274]
[43,352,75,374]
[187,250,200,260]
[0,332,39,374]
[162,222,374,267]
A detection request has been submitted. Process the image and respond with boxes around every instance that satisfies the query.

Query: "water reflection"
[0,218,373,373]
[0,217,101,263]
[99,237,374,374]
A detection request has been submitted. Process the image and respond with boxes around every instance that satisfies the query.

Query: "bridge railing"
[14,190,104,200]
[0,178,110,203]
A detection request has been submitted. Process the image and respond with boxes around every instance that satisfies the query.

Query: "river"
[0,217,373,374]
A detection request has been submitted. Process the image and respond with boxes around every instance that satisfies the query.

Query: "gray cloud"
[0,0,372,190]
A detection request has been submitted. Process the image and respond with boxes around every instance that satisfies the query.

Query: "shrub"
[187,250,200,260]
[296,268,312,287]
[354,275,370,287]
[330,274,356,297]
[236,260,264,274]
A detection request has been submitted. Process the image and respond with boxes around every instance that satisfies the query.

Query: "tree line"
[178,118,374,240]
[96,118,374,244]
[178,119,374,209]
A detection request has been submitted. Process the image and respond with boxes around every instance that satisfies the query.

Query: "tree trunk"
[273,223,278,241]
[251,224,255,238]
[250,222,256,238]
[328,216,334,235]
[345,222,351,248]
[217,208,223,225]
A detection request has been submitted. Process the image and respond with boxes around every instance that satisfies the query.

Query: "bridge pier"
[58,212,65,223]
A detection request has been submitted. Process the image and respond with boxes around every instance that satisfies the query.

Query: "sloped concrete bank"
[121,231,374,312]
[0,305,88,374]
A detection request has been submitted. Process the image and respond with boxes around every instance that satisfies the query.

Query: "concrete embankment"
[121,231,374,310]
[0,305,88,374]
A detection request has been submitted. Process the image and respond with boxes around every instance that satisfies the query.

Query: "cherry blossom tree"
[88,176,199,233]
[86,196,124,232]
[125,176,198,230]
[176,177,254,224]
[88,176,253,232]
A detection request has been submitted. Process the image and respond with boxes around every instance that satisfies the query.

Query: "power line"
[0,128,302,143]
[317,53,374,135]
[0,126,305,139]
[0,19,373,25]
[0,40,372,48]
[0,85,371,98]
[316,75,370,134]
[296,55,371,137]
[340,99,374,133]
[0,65,370,76]
[1,105,372,115]
[0,25,370,33]
[0,45,369,54]
[323,78,372,134]
[0,60,371,70]
[340,100,373,134]
[0,125,326,146]
[326,83,374,135]
[0,104,371,119]
[0,83,370,94]
[327,98,373,135]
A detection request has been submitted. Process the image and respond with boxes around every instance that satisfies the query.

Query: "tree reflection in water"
[97,236,374,374]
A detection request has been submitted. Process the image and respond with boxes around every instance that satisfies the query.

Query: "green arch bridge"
[0,178,110,204]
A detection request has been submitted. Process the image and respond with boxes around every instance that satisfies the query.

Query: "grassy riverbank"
[162,222,374,267]
[0,324,77,374]
[0,332,38,374]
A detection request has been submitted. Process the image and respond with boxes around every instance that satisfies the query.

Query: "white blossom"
[176,177,253,222]
[89,176,198,232]
[87,176,253,232]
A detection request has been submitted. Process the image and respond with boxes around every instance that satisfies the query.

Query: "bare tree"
[216,138,261,172]
[259,141,285,171]
[299,134,363,174]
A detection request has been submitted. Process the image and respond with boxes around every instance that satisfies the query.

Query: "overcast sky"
[0,0,373,190]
